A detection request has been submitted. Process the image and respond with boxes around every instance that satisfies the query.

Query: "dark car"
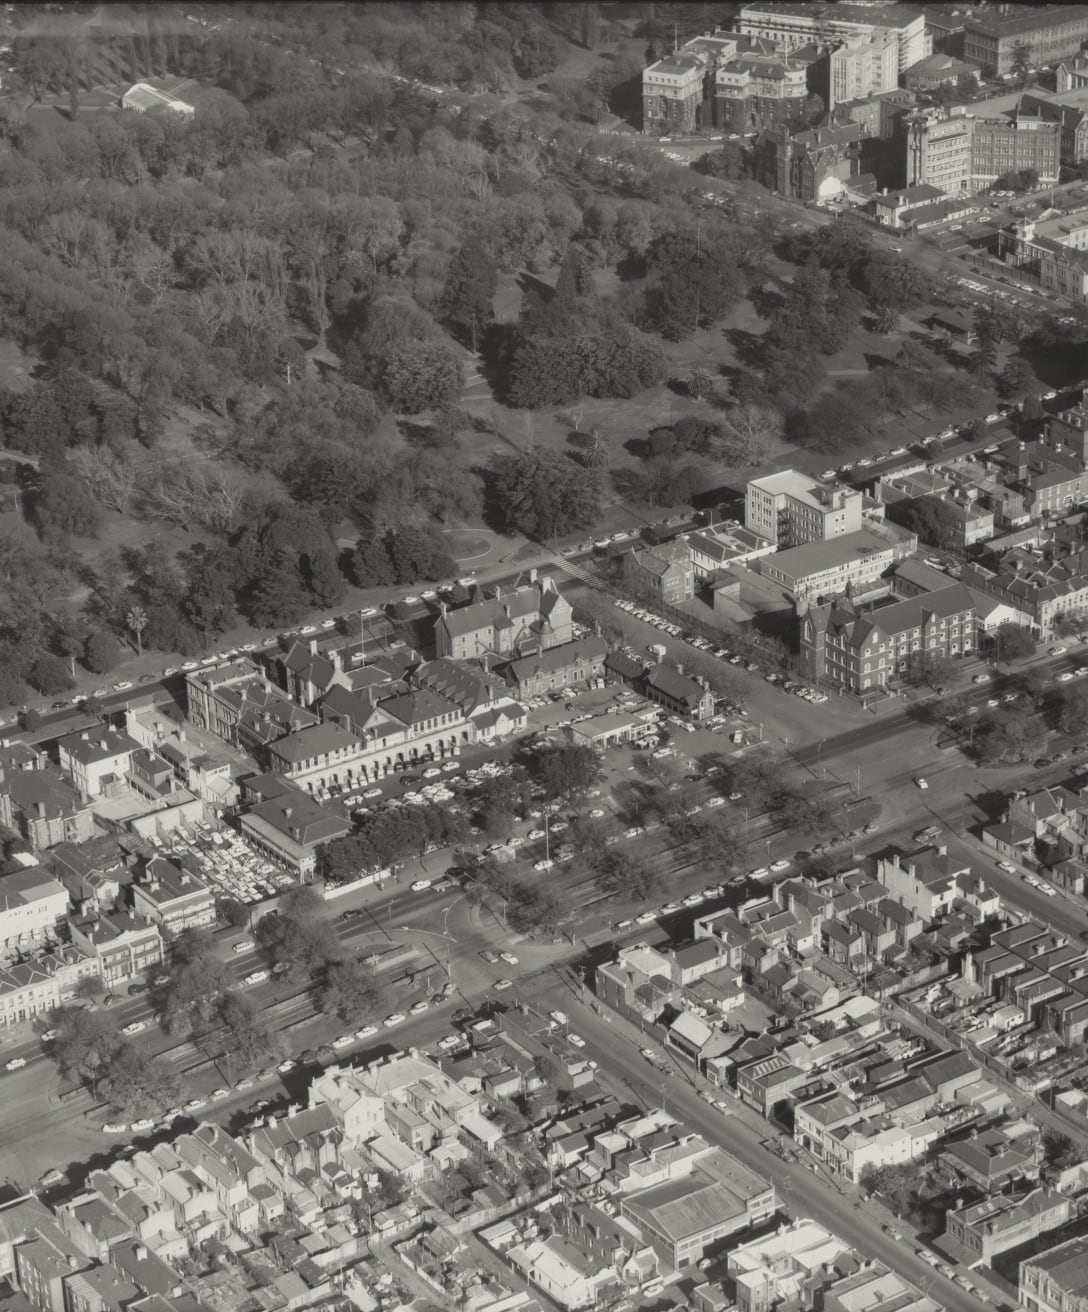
[300,1049,317,1064]
[338,908,363,922]
[317,1045,335,1063]
[1034,757,1053,769]
[127,983,148,996]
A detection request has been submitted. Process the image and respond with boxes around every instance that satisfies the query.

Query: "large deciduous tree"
[488,449,601,539]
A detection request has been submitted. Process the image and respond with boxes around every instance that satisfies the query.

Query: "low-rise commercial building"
[945,1188,1071,1266]
[130,857,215,935]
[757,524,917,601]
[1021,1232,1088,1312]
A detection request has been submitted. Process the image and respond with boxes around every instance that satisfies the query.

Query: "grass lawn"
[470,253,1009,522]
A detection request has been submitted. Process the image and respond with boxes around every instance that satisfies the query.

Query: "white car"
[437,1035,462,1051]
[550,1010,569,1025]
[277,1059,296,1073]
[383,1013,406,1027]
[210,1087,230,1101]
[533,859,554,872]
[122,1021,147,1036]
[184,1097,208,1111]
[5,1057,26,1071]
[568,1033,586,1048]
[500,951,518,966]
[914,777,929,790]
[1050,646,1068,656]
[769,859,790,872]
[422,767,441,778]
[232,940,254,954]
[998,862,1017,874]
[102,1122,129,1134]
[244,970,269,986]
[355,1024,378,1040]
[410,879,432,892]
[1058,671,1076,682]
[319,618,336,630]
[362,787,382,799]
[409,1000,429,1016]
[332,1035,354,1050]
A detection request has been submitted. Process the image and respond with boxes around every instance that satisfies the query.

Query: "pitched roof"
[503,636,607,683]
[437,585,543,640]
[267,721,362,764]
[642,663,708,706]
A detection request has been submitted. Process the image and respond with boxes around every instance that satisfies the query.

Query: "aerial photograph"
[4,0,1088,1309]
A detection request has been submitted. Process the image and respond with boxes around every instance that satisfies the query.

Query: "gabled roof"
[503,636,607,683]
[642,663,708,706]
[267,721,362,764]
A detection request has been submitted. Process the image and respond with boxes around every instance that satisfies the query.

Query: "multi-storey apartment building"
[57,728,139,802]
[962,5,1088,78]
[829,27,899,108]
[0,866,69,956]
[738,2,926,73]
[972,112,1061,187]
[906,108,974,193]
[642,52,708,134]
[801,584,978,692]
[745,470,863,547]
[1017,93,1088,166]
[714,50,810,132]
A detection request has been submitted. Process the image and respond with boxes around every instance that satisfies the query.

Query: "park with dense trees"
[0,0,1077,706]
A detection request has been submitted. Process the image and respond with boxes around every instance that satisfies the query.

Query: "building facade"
[738,3,926,73]
[971,113,1061,188]
[1021,1233,1088,1312]
[746,470,863,547]
[623,544,695,605]
[906,109,974,193]
[962,6,1088,78]
[830,28,900,108]
[801,585,979,692]
[642,53,708,135]
[999,211,1088,303]
[757,525,917,602]
[714,51,810,132]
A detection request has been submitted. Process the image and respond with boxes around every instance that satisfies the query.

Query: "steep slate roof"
[438,586,541,639]
[503,636,607,684]
[642,664,708,706]
[268,721,362,764]
[379,688,459,728]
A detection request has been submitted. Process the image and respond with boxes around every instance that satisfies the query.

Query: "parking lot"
[160,823,295,905]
